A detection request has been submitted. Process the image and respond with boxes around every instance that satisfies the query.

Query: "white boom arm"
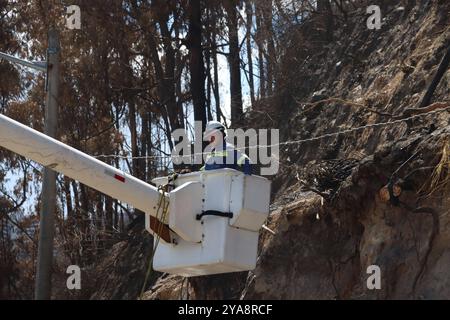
[0,113,273,277]
[0,113,163,214]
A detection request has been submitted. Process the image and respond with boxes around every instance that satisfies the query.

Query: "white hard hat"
[204,121,226,139]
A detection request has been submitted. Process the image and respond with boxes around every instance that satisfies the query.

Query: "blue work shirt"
[200,142,252,175]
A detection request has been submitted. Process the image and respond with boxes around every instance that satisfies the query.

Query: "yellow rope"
[139,184,170,299]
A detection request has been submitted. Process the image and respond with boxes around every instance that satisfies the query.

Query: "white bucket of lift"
[146,169,271,277]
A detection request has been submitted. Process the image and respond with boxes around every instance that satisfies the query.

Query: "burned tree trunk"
[225,0,244,125]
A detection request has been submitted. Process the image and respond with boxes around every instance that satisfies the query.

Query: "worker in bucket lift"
[200,121,252,174]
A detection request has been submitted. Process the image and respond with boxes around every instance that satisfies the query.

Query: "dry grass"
[419,138,450,197]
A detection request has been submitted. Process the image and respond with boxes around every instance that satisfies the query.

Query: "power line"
[92,105,450,161]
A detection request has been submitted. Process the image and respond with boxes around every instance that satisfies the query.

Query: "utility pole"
[35,29,60,300]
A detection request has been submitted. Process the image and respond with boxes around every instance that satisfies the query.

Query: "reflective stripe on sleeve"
[237,154,250,166]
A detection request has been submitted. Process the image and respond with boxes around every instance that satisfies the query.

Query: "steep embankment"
[88,1,450,299]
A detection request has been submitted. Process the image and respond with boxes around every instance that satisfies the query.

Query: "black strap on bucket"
[196,210,233,221]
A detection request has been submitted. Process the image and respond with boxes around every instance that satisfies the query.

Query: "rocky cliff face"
[88,0,450,300]
[244,131,450,299]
